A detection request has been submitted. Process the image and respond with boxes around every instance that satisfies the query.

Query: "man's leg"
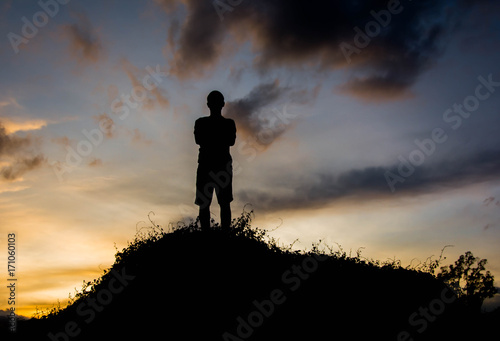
[220,202,231,229]
[199,205,211,230]
[196,165,213,230]
[218,162,232,229]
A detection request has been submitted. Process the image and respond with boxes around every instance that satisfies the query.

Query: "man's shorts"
[195,162,233,208]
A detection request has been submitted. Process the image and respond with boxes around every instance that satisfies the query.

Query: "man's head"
[207,90,225,112]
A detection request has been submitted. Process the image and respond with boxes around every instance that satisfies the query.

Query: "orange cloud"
[88,157,102,167]
[0,117,47,134]
[120,59,169,111]
[128,128,152,146]
[92,113,115,139]
[337,76,415,102]
[51,135,72,147]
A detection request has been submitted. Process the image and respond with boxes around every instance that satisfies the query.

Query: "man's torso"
[194,116,236,167]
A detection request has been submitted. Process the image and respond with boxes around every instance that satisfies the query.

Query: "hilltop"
[5,211,499,340]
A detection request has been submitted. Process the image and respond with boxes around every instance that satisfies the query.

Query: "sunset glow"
[1,0,500,319]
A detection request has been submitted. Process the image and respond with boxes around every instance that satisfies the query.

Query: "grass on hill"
[4,210,499,340]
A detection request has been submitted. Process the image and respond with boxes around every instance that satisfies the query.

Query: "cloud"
[158,0,487,99]
[0,99,46,181]
[337,71,417,101]
[51,136,72,147]
[226,80,287,138]
[0,124,30,155]
[157,0,226,78]
[1,155,45,181]
[107,85,120,105]
[0,98,47,134]
[128,128,152,146]
[483,223,494,231]
[92,113,115,139]
[0,121,45,181]
[240,149,500,212]
[120,59,169,111]
[482,197,500,207]
[225,80,319,148]
[481,196,500,231]
[88,157,102,167]
[0,117,47,134]
[152,0,180,13]
[0,97,21,109]
[62,12,103,65]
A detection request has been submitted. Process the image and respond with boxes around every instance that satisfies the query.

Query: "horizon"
[1,0,500,319]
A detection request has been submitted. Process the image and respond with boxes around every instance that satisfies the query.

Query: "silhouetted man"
[195,91,236,229]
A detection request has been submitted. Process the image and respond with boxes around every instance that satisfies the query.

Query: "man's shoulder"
[195,116,235,129]
[195,116,210,127]
[223,117,236,126]
[196,116,234,123]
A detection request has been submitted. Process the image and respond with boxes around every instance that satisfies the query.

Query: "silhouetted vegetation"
[3,210,499,340]
[437,251,497,310]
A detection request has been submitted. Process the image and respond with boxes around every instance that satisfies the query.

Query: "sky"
[1,0,500,318]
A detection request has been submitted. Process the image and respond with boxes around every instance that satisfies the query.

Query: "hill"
[5,211,499,340]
